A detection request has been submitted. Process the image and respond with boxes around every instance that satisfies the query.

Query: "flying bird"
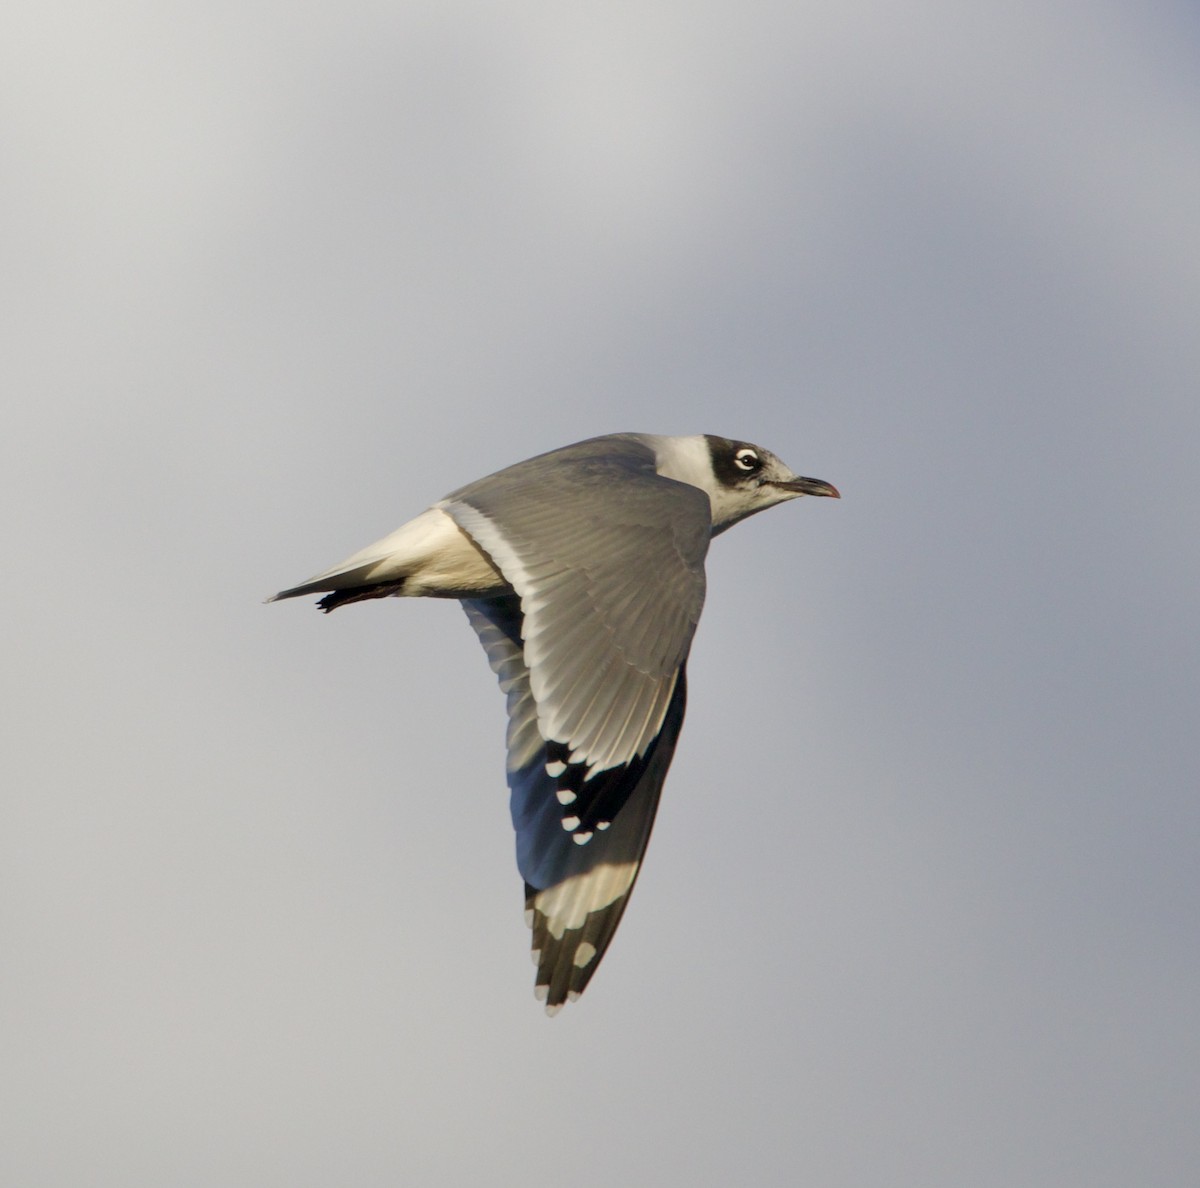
[270,433,839,1012]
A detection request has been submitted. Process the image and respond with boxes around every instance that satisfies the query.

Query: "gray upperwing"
[460,594,543,781]
[443,434,710,778]
[462,593,688,1012]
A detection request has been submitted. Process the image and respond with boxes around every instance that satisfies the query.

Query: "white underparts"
[308,506,504,597]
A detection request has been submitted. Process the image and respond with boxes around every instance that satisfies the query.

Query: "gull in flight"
[271,433,839,1012]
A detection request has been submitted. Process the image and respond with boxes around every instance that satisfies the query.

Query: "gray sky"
[3,3,1197,1185]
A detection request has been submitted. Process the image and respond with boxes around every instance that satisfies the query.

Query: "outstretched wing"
[464,594,688,1011]
[442,434,710,845]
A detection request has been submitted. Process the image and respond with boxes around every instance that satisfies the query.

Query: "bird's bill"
[774,475,841,499]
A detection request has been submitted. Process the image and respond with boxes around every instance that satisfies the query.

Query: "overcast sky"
[3,3,1198,1185]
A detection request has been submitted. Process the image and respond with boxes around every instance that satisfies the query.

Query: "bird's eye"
[734,449,760,472]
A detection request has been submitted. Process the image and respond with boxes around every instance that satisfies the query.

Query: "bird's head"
[694,435,840,531]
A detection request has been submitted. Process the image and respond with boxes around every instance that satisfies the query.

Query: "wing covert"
[444,435,709,783]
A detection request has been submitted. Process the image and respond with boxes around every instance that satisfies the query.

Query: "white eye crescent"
[734,449,760,472]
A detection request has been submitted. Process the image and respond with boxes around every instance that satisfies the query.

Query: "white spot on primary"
[546,1002,564,1017]
[530,948,541,966]
[572,830,593,845]
[556,788,577,806]
[573,942,597,968]
[545,760,566,777]
[561,816,581,831]
[534,983,549,1002]
[596,820,611,830]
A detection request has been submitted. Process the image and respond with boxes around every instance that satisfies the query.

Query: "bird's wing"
[463,593,688,1011]
[441,435,710,841]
